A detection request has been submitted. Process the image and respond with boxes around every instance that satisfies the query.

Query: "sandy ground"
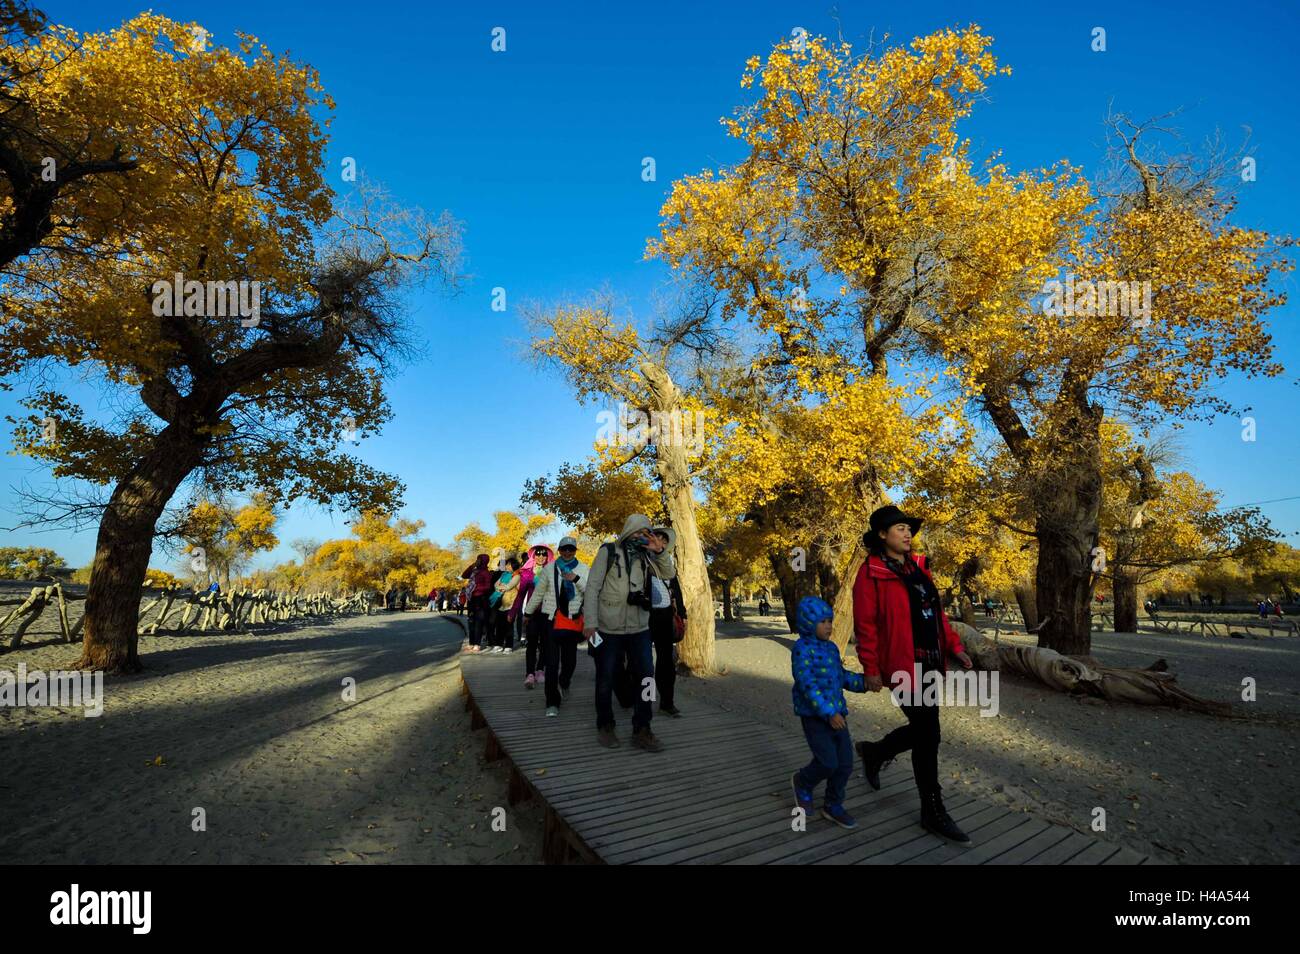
[0,610,544,864]
[676,619,1300,864]
[6,592,1295,865]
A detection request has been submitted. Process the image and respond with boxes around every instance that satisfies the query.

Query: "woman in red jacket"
[852,505,973,844]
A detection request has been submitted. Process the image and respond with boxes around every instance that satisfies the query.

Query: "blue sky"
[3,0,1298,570]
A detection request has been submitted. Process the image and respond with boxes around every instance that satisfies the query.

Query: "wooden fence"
[983,604,1296,640]
[0,582,377,652]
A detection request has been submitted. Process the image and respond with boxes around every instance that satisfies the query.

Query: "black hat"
[864,505,923,550]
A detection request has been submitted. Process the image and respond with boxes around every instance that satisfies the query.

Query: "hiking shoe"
[502,647,513,654]
[920,790,971,845]
[822,804,858,830]
[630,728,664,753]
[791,772,815,814]
[659,703,682,717]
[597,727,620,749]
[545,706,559,718]
[524,674,536,690]
[856,739,893,791]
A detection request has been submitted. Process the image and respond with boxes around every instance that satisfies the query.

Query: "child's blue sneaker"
[791,773,815,814]
[822,804,858,829]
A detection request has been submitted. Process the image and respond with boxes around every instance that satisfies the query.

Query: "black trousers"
[492,609,514,649]
[525,613,550,674]
[544,628,580,708]
[467,595,490,645]
[876,671,942,794]
[648,606,677,708]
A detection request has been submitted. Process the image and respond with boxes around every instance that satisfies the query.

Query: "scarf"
[883,554,943,668]
[556,555,578,614]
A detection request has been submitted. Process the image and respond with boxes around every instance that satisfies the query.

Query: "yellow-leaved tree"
[1,14,461,671]
[652,27,1291,654]
[525,289,718,672]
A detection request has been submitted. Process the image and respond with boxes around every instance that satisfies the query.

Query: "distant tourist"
[460,554,493,652]
[790,596,866,830]
[488,558,520,654]
[519,545,554,689]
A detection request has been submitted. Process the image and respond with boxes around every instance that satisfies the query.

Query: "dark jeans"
[876,679,942,795]
[796,716,854,808]
[594,630,653,731]
[493,609,514,649]
[649,606,677,709]
[525,613,550,674]
[467,595,490,645]
[544,628,580,708]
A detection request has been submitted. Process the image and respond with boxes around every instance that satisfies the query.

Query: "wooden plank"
[940,816,1051,865]
[459,654,1148,865]
[855,803,1005,866]
[621,783,966,866]
[1103,845,1149,865]
[589,769,919,854]
[717,778,936,865]
[1025,830,1100,865]
[1064,840,1123,865]
[986,824,1079,865]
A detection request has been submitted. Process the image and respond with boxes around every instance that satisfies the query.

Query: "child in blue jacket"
[791,596,865,829]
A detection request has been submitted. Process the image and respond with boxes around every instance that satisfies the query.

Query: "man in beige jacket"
[583,513,675,751]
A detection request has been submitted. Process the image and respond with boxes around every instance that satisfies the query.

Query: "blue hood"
[796,596,834,639]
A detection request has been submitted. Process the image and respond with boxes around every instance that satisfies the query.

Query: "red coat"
[852,553,965,687]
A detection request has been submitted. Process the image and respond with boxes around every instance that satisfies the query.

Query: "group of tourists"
[454,515,687,753]
[440,503,974,845]
[1256,598,1286,619]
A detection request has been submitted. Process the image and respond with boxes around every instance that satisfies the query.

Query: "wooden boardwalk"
[460,651,1152,865]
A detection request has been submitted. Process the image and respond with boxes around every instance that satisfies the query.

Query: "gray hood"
[617,513,653,544]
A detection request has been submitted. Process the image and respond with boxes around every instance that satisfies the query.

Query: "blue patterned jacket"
[792,634,866,719]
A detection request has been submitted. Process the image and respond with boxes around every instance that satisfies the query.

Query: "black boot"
[855,740,890,791]
[920,789,971,844]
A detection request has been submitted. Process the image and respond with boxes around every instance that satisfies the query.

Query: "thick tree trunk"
[642,364,715,673]
[1033,396,1104,656]
[78,427,203,672]
[720,578,733,621]
[1113,570,1139,633]
[1035,517,1098,655]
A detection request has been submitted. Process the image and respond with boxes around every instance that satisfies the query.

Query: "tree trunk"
[721,578,733,621]
[959,595,977,628]
[831,547,864,653]
[815,546,840,605]
[1033,397,1104,656]
[78,427,203,672]
[642,364,715,673]
[769,552,800,633]
[1013,583,1038,630]
[1112,571,1139,633]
